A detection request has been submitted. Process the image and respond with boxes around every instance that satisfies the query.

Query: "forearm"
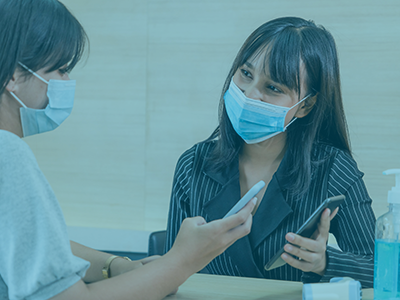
[165,196,190,254]
[70,241,137,283]
[90,250,190,300]
[52,249,192,300]
[321,246,374,288]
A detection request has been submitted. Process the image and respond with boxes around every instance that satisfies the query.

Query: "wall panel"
[26,0,400,234]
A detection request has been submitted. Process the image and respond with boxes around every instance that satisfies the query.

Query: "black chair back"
[148,230,167,256]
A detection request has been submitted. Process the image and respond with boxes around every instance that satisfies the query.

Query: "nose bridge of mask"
[231,78,310,110]
[18,62,49,85]
[231,80,309,120]
[230,80,288,116]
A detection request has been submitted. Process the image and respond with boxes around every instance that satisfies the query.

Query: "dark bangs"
[20,0,88,73]
[267,28,304,99]
[232,23,307,102]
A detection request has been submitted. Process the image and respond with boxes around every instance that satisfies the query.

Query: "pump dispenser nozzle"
[383,169,400,204]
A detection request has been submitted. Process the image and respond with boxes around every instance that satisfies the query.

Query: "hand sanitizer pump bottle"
[374,169,400,299]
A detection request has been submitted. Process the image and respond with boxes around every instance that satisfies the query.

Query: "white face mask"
[9,62,76,137]
[224,79,310,144]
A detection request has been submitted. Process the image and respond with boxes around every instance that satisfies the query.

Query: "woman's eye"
[240,69,252,78]
[267,85,281,93]
[58,65,70,75]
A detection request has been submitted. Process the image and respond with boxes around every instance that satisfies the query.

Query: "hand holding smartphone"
[264,195,345,271]
[223,180,265,219]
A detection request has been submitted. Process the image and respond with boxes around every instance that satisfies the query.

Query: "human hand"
[169,197,256,275]
[281,207,339,276]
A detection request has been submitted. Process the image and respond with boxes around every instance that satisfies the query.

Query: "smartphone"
[223,180,265,219]
[264,195,345,271]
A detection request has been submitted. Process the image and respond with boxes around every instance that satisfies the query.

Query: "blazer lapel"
[249,151,293,249]
[202,149,294,278]
[203,158,264,278]
[249,174,292,250]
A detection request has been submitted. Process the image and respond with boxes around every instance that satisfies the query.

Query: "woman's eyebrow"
[244,61,254,69]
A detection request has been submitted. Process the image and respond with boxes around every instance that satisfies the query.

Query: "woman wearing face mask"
[165,17,375,288]
[0,1,256,299]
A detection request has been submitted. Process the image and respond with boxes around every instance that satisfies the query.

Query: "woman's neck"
[241,132,287,167]
[0,93,23,137]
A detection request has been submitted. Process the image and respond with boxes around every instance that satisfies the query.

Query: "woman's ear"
[5,74,18,93]
[295,94,317,118]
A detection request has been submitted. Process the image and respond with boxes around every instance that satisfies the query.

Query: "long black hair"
[0,0,88,96]
[207,17,351,196]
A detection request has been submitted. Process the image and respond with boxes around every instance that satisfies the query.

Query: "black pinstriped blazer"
[165,141,376,288]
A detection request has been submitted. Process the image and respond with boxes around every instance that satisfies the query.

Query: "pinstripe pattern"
[165,141,375,288]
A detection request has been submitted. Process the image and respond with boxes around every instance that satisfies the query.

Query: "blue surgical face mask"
[224,79,310,144]
[9,62,76,137]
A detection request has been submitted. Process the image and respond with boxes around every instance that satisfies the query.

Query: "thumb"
[191,216,207,226]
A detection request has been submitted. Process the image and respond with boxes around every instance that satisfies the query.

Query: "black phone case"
[264,195,345,271]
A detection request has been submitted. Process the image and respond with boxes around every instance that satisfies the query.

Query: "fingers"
[192,216,207,226]
[251,197,261,216]
[283,234,327,274]
[175,198,255,264]
[212,197,257,247]
[316,208,331,242]
[285,232,326,253]
[330,207,339,220]
[282,243,327,275]
[222,197,256,230]
[280,207,337,275]
[189,197,256,232]
[281,252,312,272]
[225,210,253,242]
[180,216,207,232]
[283,244,318,263]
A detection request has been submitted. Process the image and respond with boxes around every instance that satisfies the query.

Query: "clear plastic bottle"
[374,169,400,300]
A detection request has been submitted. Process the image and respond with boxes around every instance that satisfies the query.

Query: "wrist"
[109,256,128,277]
[103,255,132,279]
[164,248,194,281]
[315,268,325,276]
[315,252,328,276]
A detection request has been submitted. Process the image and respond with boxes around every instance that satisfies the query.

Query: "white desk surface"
[165,273,373,300]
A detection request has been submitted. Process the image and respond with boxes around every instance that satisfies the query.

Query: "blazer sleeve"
[320,151,376,288]
[164,147,195,254]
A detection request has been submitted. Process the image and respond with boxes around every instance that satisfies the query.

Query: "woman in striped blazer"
[165,17,375,288]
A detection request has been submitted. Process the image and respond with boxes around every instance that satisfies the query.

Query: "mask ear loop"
[18,62,49,85]
[283,94,312,130]
[9,91,27,108]
[10,62,50,108]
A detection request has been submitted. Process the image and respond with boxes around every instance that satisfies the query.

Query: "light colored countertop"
[165,273,373,300]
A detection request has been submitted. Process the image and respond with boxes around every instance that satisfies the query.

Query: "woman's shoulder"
[176,140,216,166]
[313,143,356,165]
[174,140,216,177]
[0,129,23,144]
[0,130,36,165]
[313,142,364,189]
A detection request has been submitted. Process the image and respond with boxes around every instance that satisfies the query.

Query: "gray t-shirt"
[0,130,90,300]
